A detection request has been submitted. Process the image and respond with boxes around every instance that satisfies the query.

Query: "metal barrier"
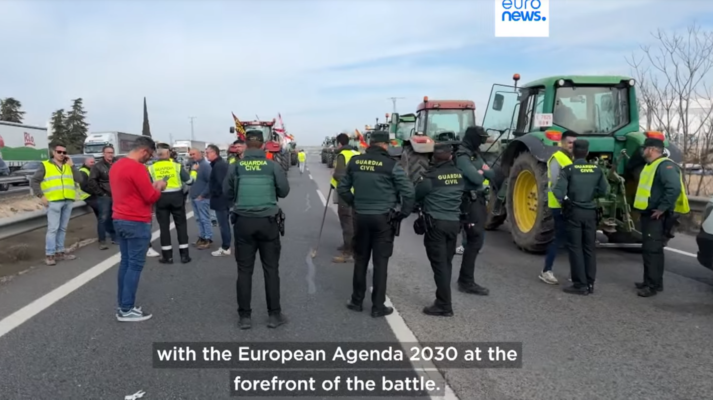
[0,176,31,185]
[0,201,90,241]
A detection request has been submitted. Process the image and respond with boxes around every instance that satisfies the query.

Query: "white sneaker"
[212,248,231,257]
[146,247,159,257]
[538,270,559,285]
[455,246,464,255]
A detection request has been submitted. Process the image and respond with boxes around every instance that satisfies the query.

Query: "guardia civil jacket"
[415,160,465,221]
[337,145,415,215]
[223,149,290,217]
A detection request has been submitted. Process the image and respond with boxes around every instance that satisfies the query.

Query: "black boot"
[179,248,191,264]
[158,250,173,264]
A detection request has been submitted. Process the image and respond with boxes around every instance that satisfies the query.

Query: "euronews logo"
[494,0,550,38]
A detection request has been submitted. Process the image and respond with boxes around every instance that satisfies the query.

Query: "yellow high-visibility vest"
[547,150,573,208]
[633,157,690,213]
[40,160,77,201]
[298,152,306,162]
[331,149,360,193]
[78,166,91,200]
[470,156,490,187]
[229,157,236,164]
[148,160,182,192]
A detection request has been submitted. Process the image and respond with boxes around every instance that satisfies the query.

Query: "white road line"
[665,246,697,258]
[308,173,314,181]
[0,212,194,339]
[315,189,458,400]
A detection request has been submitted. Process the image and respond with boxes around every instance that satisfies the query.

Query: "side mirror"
[410,127,416,136]
[493,93,504,111]
[229,127,235,134]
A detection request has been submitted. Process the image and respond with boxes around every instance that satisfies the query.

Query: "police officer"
[224,130,290,329]
[552,140,609,295]
[415,144,464,316]
[633,136,690,297]
[337,131,415,318]
[148,143,194,264]
[454,126,492,296]
[331,132,361,263]
[540,130,577,285]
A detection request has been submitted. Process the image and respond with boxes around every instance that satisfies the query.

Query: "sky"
[1,0,713,146]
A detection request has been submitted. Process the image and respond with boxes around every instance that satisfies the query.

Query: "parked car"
[697,197,713,270]
[0,157,10,191]
[11,161,41,186]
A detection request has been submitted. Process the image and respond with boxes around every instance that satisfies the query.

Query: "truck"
[389,96,477,184]
[84,131,144,158]
[479,73,685,253]
[0,121,50,171]
[172,140,206,159]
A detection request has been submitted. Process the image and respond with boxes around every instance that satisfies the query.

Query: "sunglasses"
[55,150,67,155]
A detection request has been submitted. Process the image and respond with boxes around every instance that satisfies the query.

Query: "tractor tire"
[282,151,290,171]
[321,153,327,164]
[273,152,287,172]
[400,145,430,185]
[291,152,298,166]
[506,152,553,253]
[326,153,335,168]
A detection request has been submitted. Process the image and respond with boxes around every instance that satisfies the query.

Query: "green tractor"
[387,113,417,159]
[389,96,476,184]
[481,74,684,253]
[320,136,335,165]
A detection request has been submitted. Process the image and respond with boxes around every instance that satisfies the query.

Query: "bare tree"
[627,23,713,196]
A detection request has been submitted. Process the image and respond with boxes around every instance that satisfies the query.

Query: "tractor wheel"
[327,153,334,168]
[400,145,430,185]
[321,153,326,163]
[282,151,290,171]
[506,152,553,253]
[273,152,287,172]
[291,152,298,166]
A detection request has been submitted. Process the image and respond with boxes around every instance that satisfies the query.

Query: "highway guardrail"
[0,201,90,241]
[0,176,31,185]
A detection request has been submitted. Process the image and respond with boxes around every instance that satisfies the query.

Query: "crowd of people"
[30,126,687,328]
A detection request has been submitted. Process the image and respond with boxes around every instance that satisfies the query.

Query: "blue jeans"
[114,220,152,312]
[543,208,566,272]
[210,209,217,222]
[213,208,232,250]
[97,196,116,243]
[191,198,212,240]
[46,200,73,256]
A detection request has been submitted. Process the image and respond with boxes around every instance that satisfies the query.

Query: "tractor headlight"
[629,79,635,86]
[557,79,565,86]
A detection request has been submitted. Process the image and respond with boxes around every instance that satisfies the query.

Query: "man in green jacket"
[415,144,464,317]
[553,139,609,295]
[454,126,492,296]
[224,130,290,329]
[337,131,415,318]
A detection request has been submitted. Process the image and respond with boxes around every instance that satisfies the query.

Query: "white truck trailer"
[172,140,206,159]
[84,131,143,158]
[0,121,50,171]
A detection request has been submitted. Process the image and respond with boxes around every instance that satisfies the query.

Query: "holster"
[663,212,677,239]
[230,212,238,225]
[270,209,286,237]
[562,199,573,219]
[388,209,402,237]
[413,212,426,235]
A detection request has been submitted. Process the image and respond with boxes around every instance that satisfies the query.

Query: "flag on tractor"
[231,112,246,141]
[355,129,368,148]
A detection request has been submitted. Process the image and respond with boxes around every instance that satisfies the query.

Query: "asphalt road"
[0,156,712,400]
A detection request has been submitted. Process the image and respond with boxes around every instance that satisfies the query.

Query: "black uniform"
[152,157,194,264]
[337,131,415,317]
[453,126,492,295]
[414,145,464,316]
[552,140,609,294]
[634,138,685,297]
[223,131,290,329]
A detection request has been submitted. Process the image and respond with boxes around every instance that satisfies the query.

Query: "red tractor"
[229,118,290,171]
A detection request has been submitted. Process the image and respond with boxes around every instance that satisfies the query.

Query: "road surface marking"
[308,173,313,181]
[665,246,697,258]
[0,212,195,339]
[315,189,459,400]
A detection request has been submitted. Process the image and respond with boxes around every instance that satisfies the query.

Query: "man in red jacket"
[110,137,166,322]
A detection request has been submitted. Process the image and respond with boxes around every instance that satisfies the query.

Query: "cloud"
[0,0,712,145]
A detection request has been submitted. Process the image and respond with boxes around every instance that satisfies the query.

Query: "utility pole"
[169,132,174,145]
[387,97,406,113]
[188,116,197,140]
